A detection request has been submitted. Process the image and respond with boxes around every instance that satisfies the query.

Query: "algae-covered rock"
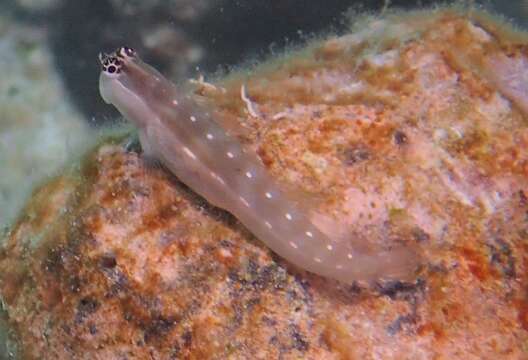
[1,7,528,359]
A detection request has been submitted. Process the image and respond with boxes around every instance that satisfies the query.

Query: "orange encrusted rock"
[1,7,527,359]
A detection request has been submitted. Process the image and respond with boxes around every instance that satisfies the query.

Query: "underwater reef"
[1,7,528,359]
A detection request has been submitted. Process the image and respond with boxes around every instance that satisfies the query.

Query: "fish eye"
[99,54,122,76]
[124,46,135,56]
[117,46,136,59]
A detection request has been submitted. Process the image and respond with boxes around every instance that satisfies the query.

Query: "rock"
[1,7,528,359]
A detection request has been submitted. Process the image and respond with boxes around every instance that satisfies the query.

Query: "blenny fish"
[98,46,419,284]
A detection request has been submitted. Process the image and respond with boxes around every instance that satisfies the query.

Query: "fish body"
[98,47,418,283]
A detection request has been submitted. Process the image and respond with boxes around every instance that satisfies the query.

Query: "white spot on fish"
[210,172,225,184]
[182,146,196,159]
[285,213,292,221]
[227,151,234,158]
[265,221,272,229]
[289,241,298,249]
[239,196,250,207]
[305,231,313,238]
[336,264,343,269]
[265,192,272,199]
[347,253,353,259]
[206,133,214,140]
[245,171,252,178]
[314,257,322,263]
[172,99,179,105]
[190,115,196,122]
[326,244,333,251]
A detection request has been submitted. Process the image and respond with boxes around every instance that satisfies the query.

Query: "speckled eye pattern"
[100,55,122,74]
[99,46,136,75]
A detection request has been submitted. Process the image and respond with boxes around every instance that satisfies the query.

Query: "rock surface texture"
[1,8,528,359]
